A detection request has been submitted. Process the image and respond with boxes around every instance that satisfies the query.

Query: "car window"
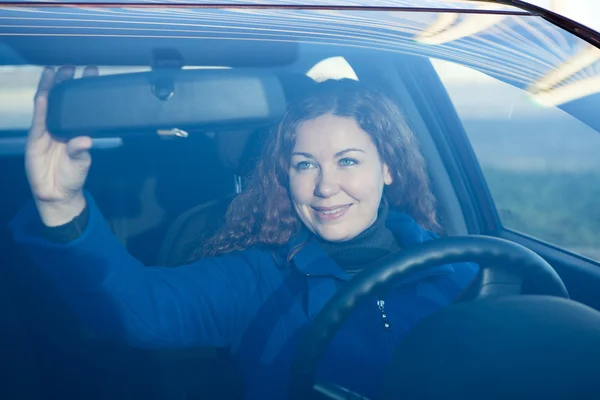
[433,58,600,262]
[4,3,600,400]
[306,57,359,82]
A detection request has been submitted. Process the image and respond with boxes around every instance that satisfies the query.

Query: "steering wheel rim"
[289,235,568,400]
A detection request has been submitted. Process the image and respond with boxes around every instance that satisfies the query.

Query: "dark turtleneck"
[317,202,401,276]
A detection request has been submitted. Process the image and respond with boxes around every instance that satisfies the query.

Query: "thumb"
[66,136,92,162]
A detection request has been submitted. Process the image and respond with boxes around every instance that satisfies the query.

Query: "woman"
[10,66,478,399]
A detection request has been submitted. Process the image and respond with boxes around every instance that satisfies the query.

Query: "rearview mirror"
[46,68,288,139]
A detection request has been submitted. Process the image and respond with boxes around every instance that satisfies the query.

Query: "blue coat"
[9,192,479,399]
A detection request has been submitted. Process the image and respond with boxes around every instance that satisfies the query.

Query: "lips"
[312,204,351,221]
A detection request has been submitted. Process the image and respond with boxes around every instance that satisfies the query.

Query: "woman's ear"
[383,164,393,185]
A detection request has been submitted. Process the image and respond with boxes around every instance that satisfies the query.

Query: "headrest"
[216,73,317,172]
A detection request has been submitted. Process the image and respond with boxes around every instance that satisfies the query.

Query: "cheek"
[288,172,315,203]
[343,168,385,201]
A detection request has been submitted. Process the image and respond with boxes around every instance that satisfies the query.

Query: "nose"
[314,166,340,198]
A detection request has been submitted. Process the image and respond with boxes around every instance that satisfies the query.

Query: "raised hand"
[25,65,98,226]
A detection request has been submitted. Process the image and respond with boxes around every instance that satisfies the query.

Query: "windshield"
[2,3,600,400]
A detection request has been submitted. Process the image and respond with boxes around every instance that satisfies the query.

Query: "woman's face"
[289,113,393,242]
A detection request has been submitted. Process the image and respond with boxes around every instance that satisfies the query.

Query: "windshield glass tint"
[1,4,599,400]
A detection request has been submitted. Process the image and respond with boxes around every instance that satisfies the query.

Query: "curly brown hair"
[197,78,440,258]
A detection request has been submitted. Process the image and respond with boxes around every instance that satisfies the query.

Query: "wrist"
[35,193,87,227]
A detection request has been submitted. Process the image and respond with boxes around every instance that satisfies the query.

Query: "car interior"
[0,44,477,399]
[2,3,600,400]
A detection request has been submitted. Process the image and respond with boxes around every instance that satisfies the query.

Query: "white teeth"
[320,207,345,214]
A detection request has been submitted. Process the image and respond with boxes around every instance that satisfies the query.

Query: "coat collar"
[284,209,455,281]
[281,209,455,319]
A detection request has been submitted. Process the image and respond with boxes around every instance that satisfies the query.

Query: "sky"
[527,0,600,31]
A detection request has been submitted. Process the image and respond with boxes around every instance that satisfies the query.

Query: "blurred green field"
[483,167,600,260]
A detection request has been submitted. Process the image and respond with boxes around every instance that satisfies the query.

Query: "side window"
[306,56,359,82]
[432,58,600,262]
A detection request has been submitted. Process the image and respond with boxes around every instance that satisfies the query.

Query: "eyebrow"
[335,148,365,157]
[291,148,365,158]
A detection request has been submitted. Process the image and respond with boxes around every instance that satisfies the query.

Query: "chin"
[316,226,356,243]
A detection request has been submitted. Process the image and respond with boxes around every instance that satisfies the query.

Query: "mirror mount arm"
[150,48,184,101]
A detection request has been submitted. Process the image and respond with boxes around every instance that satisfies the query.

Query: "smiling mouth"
[312,204,352,221]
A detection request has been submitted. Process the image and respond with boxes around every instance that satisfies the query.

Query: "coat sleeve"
[8,192,261,349]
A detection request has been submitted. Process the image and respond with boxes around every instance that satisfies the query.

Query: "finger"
[54,65,75,85]
[66,136,93,160]
[34,66,55,100]
[82,65,99,78]
[30,67,57,139]
[29,95,49,141]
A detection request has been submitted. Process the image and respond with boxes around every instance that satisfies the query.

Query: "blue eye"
[339,158,358,166]
[295,161,315,170]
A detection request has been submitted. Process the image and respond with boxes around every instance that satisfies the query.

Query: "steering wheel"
[289,235,568,400]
